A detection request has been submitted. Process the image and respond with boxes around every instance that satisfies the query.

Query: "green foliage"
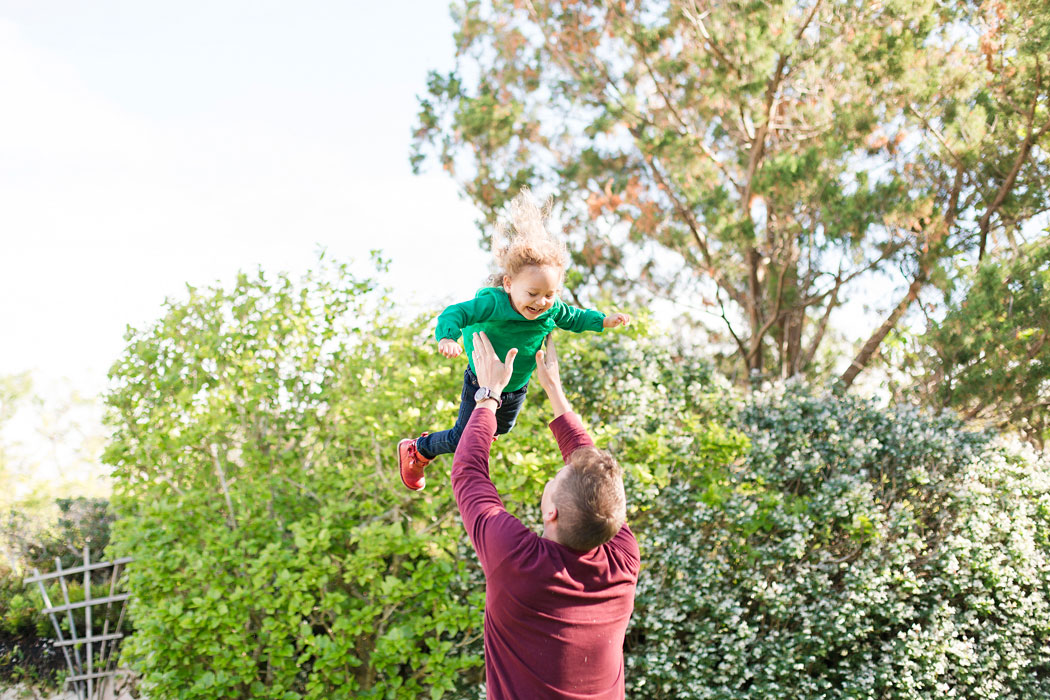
[626,383,1050,698]
[102,256,1050,698]
[0,573,60,687]
[104,259,475,699]
[104,259,732,698]
[915,237,1050,448]
[0,570,37,638]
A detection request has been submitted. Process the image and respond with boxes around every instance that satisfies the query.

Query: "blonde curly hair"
[487,188,569,286]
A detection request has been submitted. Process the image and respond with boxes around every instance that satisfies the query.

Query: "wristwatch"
[474,386,503,408]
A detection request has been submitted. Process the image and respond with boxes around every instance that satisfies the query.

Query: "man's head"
[541,446,626,551]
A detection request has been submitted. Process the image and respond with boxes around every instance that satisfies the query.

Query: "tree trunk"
[776,240,803,378]
[747,246,765,374]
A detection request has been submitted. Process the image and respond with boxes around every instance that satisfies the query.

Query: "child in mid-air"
[397,188,630,491]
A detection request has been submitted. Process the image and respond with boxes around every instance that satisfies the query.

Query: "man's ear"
[542,505,558,524]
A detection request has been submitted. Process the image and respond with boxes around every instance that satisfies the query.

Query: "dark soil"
[0,631,64,686]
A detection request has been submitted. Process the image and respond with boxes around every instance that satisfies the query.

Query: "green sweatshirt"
[436,287,605,392]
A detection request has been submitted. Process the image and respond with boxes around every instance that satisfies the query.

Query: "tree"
[890,236,1050,448]
[842,0,1050,387]
[412,0,1050,387]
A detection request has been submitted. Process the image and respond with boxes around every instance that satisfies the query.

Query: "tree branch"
[633,44,743,194]
[977,64,1050,260]
[908,104,966,171]
[639,148,750,311]
[976,126,1040,260]
[716,288,751,376]
[839,273,926,388]
[747,258,790,364]
[682,2,742,78]
[209,444,239,531]
[800,271,843,371]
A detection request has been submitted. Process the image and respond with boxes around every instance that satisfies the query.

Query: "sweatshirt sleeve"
[606,523,641,577]
[435,292,499,342]
[548,412,595,463]
[549,300,606,334]
[451,408,533,575]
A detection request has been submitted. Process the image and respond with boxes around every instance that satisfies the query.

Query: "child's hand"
[438,338,463,358]
[603,313,631,329]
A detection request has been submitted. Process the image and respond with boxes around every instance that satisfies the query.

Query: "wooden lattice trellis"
[23,548,133,700]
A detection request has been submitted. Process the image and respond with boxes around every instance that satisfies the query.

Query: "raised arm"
[533,335,571,419]
[451,333,528,572]
[534,336,595,461]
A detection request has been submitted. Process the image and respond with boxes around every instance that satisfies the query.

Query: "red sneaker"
[398,434,431,491]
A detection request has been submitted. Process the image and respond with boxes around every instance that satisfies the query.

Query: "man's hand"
[438,338,463,358]
[471,332,517,397]
[533,334,562,396]
[603,312,631,329]
[534,335,572,419]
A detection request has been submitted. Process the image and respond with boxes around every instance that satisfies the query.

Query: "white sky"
[0,1,491,395]
[0,1,497,493]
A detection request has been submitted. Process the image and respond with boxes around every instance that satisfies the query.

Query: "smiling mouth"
[526,306,543,314]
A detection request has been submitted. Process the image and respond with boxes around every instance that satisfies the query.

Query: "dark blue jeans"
[415,367,528,460]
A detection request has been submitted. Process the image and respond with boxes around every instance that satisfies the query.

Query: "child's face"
[503,265,562,320]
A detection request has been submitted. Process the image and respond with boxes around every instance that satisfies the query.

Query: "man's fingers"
[474,331,493,356]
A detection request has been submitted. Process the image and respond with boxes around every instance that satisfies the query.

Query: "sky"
[0,1,492,492]
[0,0,491,391]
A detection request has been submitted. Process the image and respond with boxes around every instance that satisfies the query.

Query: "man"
[451,331,640,699]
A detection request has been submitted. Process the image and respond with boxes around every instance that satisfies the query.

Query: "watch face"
[474,387,500,407]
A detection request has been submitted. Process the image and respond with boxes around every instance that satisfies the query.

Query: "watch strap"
[474,386,503,408]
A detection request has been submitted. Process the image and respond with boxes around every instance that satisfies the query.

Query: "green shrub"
[105,261,479,699]
[626,383,1050,699]
[2,498,113,574]
[103,258,737,698]
[1,593,37,637]
[113,257,1050,698]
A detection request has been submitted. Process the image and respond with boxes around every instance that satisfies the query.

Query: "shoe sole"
[397,442,425,492]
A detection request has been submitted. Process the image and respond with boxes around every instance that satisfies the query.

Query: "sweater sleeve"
[549,300,605,334]
[607,523,641,577]
[451,408,533,574]
[548,412,595,463]
[435,292,499,342]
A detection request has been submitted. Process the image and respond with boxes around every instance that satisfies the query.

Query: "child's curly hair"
[487,188,569,286]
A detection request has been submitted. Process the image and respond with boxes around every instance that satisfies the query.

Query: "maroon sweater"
[451,408,640,700]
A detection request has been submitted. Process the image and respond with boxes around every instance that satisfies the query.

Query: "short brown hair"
[554,447,627,551]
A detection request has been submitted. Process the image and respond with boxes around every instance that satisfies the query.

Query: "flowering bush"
[627,383,1050,699]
